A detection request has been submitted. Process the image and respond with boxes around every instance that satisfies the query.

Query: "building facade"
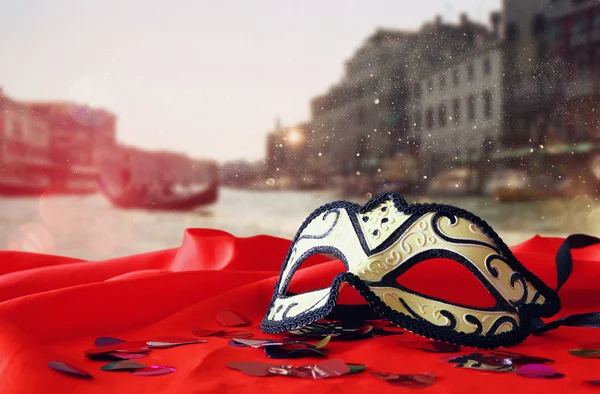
[547,0,600,142]
[501,0,559,152]
[26,102,117,168]
[310,29,413,177]
[412,43,504,174]
[0,89,51,165]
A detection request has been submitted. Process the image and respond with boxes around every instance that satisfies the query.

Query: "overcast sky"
[0,0,501,163]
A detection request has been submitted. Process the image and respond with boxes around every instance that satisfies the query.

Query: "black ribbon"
[532,234,600,334]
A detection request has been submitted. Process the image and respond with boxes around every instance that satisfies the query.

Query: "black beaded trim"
[259,192,562,349]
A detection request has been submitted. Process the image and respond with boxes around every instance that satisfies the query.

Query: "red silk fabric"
[1,229,599,393]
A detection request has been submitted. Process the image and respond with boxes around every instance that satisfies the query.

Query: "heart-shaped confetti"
[346,364,366,374]
[217,310,251,327]
[569,349,600,358]
[48,361,93,379]
[516,364,564,379]
[131,366,176,376]
[94,337,125,348]
[491,350,554,365]
[278,359,350,379]
[146,336,206,349]
[109,352,149,360]
[192,328,225,337]
[216,331,254,339]
[313,336,331,349]
[586,380,600,386]
[100,360,146,371]
[230,338,288,348]
[371,371,436,388]
[85,341,150,356]
[87,352,149,361]
[455,359,515,373]
[227,361,274,377]
[228,359,354,379]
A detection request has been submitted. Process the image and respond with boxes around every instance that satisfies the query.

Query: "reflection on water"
[0,188,597,261]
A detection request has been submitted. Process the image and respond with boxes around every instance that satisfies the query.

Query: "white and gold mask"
[260,193,561,349]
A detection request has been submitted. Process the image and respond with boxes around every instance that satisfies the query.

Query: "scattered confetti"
[516,364,564,379]
[94,337,125,348]
[227,361,274,377]
[230,338,295,348]
[192,329,253,339]
[191,328,224,337]
[228,359,356,379]
[132,366,177,376]
[217,310,251,327]
[48,361,93,379]
[455,358,515,373]
[146,336,206,349]
[569,349,600,358]
[85,341,150,356]
[100,360,146,372]
[371,371,436,388]
[490,350,554,365]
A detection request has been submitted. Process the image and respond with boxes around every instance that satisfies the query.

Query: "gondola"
[98,167,219,211]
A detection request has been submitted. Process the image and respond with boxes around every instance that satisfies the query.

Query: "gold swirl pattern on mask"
[355,217,434,281]
[370,286,521,336]
[436,215,498,249]
[354,213,545,311]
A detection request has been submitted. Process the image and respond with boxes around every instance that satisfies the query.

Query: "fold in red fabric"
[1,229,600,393]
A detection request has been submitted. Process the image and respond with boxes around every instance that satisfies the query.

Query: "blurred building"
[26,102,117,169]
[407,15,499,183]
[500,0,562,154]
[547,0,600,142]
[310,29,413,177]
[0,88,51,166]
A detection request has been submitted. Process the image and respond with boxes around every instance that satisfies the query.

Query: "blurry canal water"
[0,188,598,261]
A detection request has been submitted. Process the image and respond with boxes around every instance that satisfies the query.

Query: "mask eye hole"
[286,253,347,295]
[395,257,497,308]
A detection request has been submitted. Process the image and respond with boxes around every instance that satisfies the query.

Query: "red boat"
[98,161,219,211]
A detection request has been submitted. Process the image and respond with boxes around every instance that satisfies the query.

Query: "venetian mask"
[260,192,561,349]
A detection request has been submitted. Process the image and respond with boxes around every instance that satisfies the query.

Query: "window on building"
[439,74,446,90]
[467,95,476,121]
[413,82,421,99]
[483,56,491,76]
[547,24,562,42]
[575,52,589,76]
[453,98,460,124]
[572,16,587,38]
[438,104,447,127]
[426,107,434,129]
[467,63,475,81]
[453,69,459,86]
[358,108,366,125]
[483,90,492,119]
